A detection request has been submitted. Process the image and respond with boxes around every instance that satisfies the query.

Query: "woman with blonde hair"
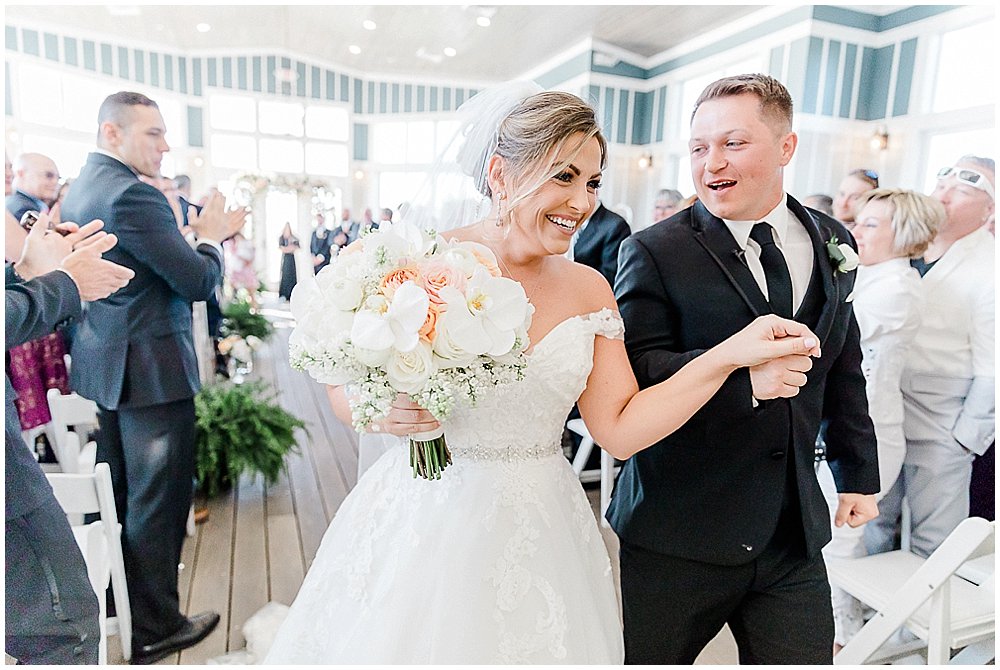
[817,188,944,652]
[265,85,821,664]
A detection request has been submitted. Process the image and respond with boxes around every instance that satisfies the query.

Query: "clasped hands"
[723,314,823,400]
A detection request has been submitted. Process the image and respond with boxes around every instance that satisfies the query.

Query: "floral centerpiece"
[289,222,533,479]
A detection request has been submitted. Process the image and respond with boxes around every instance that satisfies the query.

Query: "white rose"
[837,243,859,272]
[385,341,435,394]
[431,310,478,367]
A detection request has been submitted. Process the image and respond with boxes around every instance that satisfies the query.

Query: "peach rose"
[418,302,442,343]
[470,248,502,277]
[422,260,467,305]
[380,265,420,300]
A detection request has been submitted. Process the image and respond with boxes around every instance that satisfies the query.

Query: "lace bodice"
[444,308,624,459]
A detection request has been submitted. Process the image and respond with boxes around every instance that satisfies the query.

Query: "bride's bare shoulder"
[548,257,617,312]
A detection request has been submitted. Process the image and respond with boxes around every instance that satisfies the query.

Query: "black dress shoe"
[132,611,221,664]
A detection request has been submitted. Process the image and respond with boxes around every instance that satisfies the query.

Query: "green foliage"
[195,381,305,498]
[221,299,274,340]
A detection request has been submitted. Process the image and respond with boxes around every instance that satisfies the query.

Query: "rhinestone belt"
[450,442,562,462]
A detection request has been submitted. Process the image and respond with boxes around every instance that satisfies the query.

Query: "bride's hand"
[371,394,440,436]
[720,315,822,369]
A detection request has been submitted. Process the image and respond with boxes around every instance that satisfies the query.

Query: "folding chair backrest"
[46,389,100,474]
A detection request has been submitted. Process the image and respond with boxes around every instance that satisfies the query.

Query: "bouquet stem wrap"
[408,426,451,480]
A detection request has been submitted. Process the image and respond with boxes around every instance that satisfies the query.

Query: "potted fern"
[194,381,305,498]
[221,298,274,340]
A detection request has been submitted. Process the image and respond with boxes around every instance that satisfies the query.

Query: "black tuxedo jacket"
[5,265,82,520]
[5,189,47,222]
[573,203,632,287]
[61,152,223,410]
[608,196,878,565]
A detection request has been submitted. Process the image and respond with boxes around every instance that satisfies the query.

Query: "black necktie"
[749,222,793,318]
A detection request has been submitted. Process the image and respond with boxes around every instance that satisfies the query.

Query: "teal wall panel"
[822,41,841,117]
[353,123,368,161]
[892,38,917,117]
[44,33,59,61]
[839,44,857,118]
[187,105,203,147]
[802,36,824,114]
[856,45,894,120]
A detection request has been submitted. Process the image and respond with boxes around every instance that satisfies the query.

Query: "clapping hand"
[369,394,440,437]
[59,221,135,301]
[188,191,248,242]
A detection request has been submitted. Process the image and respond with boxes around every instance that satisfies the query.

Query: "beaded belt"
[450,442,562,463]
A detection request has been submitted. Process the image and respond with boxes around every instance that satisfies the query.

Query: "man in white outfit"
[866,156,995,558]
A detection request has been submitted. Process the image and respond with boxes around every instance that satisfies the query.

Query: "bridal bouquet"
[289,221,533,479]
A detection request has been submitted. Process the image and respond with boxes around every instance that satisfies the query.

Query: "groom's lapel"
[689,202,770,317]
[791,196,839,343]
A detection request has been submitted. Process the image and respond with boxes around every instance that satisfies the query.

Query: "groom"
[610,74,880,664]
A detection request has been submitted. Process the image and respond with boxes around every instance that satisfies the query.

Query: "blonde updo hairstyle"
[854,188,944,258]
[487,91,607,211]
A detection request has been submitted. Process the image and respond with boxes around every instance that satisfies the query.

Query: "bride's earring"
[495,192,506,228]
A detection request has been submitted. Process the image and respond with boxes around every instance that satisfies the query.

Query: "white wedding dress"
[264,309,625,664]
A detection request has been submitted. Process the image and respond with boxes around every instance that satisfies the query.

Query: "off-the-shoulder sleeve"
[583,307,625,341]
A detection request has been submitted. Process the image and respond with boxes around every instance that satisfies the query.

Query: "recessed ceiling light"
[443,47,457,57]
[362,19,377,30]
[348,45,361,55]
[196,23,211,33]
[476,16,491,27]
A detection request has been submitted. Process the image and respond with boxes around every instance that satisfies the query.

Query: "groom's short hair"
[692,73,793,135]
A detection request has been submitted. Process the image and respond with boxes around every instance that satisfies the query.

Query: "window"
[305,142,348,177]
[379,171,427,212]
[18,63,63,127]
[372,122,407,164]
[259,100,304,136]
[62,76,118,133]
[259,138,304,173]
[21,134,91,179]
[932,22,996,113]
[210,134,258,169]
[305,105,349,142]
[209,94,256,132]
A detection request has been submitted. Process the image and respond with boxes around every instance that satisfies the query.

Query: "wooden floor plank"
[175,490,235,664]
[226,475,269,652]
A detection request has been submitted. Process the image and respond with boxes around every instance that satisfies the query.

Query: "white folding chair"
[46,462,133,663]
[45,388,99,474]
[567,418,619,527]
[47,389,197,537]
[829,516,995,665]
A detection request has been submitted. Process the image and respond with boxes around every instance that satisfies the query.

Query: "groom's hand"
[835,493,879,528]
[750,355,813,400]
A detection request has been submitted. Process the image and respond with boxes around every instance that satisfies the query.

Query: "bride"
[264,84,821,664]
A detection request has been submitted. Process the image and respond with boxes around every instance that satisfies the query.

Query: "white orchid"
[437,267,531,357]
[350,280,429,355]
[290,275,356,344]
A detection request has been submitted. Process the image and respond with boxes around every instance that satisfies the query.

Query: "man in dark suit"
[309,213,334,274]
[6,213,133,664]
[570,201,631,288]
[611,74,879,664]
[5,152,61,221]
[60,91,246,664]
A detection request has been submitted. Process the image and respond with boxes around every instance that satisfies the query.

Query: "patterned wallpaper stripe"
[2,5,964,151]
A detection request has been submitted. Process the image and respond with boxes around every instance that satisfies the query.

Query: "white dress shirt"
[723,194,814,313]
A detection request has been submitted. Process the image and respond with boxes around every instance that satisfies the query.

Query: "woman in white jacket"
[818,189,945,651]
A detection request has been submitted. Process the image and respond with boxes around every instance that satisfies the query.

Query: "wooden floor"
[114,297,736,665]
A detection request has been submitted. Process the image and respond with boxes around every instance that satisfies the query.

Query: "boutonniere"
[825,235,859,274]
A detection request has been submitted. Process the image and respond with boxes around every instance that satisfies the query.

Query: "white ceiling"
[6,4,801,81]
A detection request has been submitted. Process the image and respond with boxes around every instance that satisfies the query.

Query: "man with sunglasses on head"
[866,155,995,558]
